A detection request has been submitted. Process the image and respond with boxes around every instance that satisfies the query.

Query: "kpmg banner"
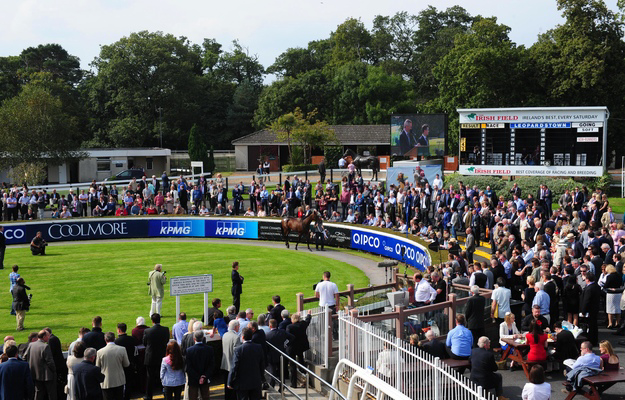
[4,219,148,245]
[148,219,205,237]
[206,219,258,239]
[350,228,430,270]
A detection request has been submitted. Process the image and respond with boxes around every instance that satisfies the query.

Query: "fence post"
[395,305,404,339]
[395,337,402,391]
[279,172,282,186]
[393,268,399,288]
[347,284,355,308]
[434,357,441,400]
[296,292,304,313]
[448,293,457,333]
[305,170,308,181]
[330,168,333,182]
[225,177,229,190]
[325,306,332,363]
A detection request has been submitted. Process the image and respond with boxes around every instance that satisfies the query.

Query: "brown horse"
[281,210,321,251]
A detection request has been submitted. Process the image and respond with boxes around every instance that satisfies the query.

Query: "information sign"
[170,274,213,296]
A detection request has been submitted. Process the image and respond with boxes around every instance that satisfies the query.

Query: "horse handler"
[314,219,326,251]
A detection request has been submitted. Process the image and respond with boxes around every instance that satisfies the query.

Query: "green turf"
[608,197,625,214]
[0,242,369,347]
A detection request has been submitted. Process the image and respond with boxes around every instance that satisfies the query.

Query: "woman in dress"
[599,340,620,371]
[522,276,537,317]
[562,267,582,326]
[603,265,623,328]
[526,320,548,363]
[66,341,86,400]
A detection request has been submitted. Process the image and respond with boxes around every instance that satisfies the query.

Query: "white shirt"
[433,178,443,190]
[492,286,512,316]
[414,279,437,303]
[315,280,339,307]
[521,382,551,400]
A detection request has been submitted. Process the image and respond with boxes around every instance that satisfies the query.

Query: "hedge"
[442,172,612,201]
[282,164,318,172]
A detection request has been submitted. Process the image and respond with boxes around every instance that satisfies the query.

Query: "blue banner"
[205,219,258,239]
[510,122,571,129]
[148,219,205,237]
[350,229,430,270]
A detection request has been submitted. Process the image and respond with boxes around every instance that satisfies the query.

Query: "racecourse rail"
[2,217,431,270]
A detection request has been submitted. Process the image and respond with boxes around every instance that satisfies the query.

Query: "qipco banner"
[3,219,149,245]
[350,228,431,270]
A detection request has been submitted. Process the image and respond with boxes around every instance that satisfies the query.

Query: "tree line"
[0,0,624,171]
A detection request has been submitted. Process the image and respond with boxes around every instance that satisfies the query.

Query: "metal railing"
[337,312,497,400]
[265,341,347,400]
[330,359,411,400]
[304,306,333,367]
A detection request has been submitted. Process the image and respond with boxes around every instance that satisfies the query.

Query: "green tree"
[188,124,209,167]
[207,145,216,173]
[269,111,302,163]
[0,84,84,168]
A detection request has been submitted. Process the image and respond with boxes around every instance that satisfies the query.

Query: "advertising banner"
[350,228,430,270]
[148,219,205,237]
[458,107,608,124]
[205,219,258,239]
[458,165,603,177]
[4,219,148,245]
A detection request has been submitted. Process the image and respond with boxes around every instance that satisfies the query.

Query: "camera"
[312,279,323,291]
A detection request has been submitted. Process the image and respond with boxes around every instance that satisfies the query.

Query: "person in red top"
[526,320,548,362]
[115,207,128,216]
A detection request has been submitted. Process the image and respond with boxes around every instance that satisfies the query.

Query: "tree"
[188,124,208,167]
[207,145,216,173]
[8,162,47,186]
[0,84,84,168]
[269,111,301,163]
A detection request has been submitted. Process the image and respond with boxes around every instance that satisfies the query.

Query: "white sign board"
[170,274,213,296]
[577,127,599,133]
[577,137,599,143]
[458,107,608,124]
[572,122,603,128]
[458,165,603,177]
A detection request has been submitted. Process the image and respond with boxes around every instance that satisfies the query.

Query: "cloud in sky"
[1,0,620,74]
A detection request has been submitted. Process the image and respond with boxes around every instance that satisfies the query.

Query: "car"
[106,168,146,181]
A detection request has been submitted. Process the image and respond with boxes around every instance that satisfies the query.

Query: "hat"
[449,238,457,243]
[566,233,575,239]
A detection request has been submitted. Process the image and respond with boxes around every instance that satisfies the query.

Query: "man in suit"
[278,310,291,331]
[420,330,447,359]
[143,313,170,400]
[44,327,67,400]
[573,187,584,211]
[221,320,240,400]
[465,227,476,264]
[469,337,508,400]
[416,124,430,147]
[148,264,166,318]
[73,347,105,400]
[398,119,415,155]
[464,285,485,347]
[231,261,244,314]
[205,298,225,327]
[580,271,601,345]
[114,323,137,400]
[266,319,294,390]
[11,276,30,331]
[228,327,265,400]
[0,344,34,400]
[186,330,215,400]
[269,295,285,324]
[286,311,312,388]
[83,316,106,351]
[0,226,5,270]
[24,329,57,400]
[97,332,130,400]
[552,321,579,362]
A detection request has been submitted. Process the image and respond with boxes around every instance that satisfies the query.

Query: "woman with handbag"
[603,265,623,328]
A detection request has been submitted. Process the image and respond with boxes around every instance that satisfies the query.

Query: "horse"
[281,210,321,251]
[343,149,380,181]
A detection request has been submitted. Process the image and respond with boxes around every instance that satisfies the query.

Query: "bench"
[442,358,470,371]
[564,369,625,400]
[520,360,547,380]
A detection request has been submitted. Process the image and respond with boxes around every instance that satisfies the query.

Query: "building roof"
[231,125,390,146]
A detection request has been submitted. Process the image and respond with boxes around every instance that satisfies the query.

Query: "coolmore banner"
[4,219,148,245]
[350,228,431,270]
[148,219,205,237]
[206,219,258,239]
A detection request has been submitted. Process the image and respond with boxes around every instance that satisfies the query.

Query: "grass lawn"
[0,242,369,347]
[608,197,625,214]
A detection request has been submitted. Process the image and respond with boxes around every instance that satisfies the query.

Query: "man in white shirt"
[315,271,340,311]
[413,272,436,307]
[432,174,443,191]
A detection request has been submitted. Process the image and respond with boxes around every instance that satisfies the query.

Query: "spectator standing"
[286,311,312,388]
[0,344,34,400]
[580,272,601,345]
[266,319,294,390]
[465,227,476,264]
[9,264,20,315]
[314,271,339,311]
[231,261,244,314]
[143,313,170,400]
[114,323,137,400]
[221,320,240,400]
[11,276,30,331]
[24,329,57,400]
[83,316,106,351]
[172,313,188,345]
[45,327,68,400]
[148,264,166,318]
[186,330,214,400]
[227,327,265,400]
[73,348,104,400]
[491,278,511,324]
[464,286,485,347]
[413,272,436,306]
[0,226,5,270]
[96,332,130,400]
[160,341,185,400]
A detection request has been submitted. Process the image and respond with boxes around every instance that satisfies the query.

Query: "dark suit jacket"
[73,360,104,400]
[231,270,243,296]
[399,130,414,155]
[580,282,601,316]
[278,318,291,331]
[469,347,498,389]
[114,334,138,365]
[185,342,215,385]
[251,329,268,361]
[464,295,485,330]
[554,330,579,361]
[82,327,106,351]
[269,304,285,324]
[0,358,34,400]
[143,324,170,366]
[266,329,294,364]
[227,341,265,391]
[286,315,312,354]
[421,339,448,360]
[48,334,68,378]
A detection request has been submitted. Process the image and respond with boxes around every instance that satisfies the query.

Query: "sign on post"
[170,274,213,325]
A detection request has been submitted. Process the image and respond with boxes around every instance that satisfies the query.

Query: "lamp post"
[156,107,163,148]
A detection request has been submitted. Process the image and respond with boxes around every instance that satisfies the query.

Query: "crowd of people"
[1,262,342,400]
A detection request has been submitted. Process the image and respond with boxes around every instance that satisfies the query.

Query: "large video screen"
[391,114,447,158]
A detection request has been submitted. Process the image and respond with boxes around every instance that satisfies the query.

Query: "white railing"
[337,312,496,400]
[304,306,332,367]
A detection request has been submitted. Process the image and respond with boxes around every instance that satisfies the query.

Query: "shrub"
[282,164,318,172]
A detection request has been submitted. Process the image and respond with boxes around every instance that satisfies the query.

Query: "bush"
[282,164,318,172]
[324,146,343,168]
[443,172,607,200]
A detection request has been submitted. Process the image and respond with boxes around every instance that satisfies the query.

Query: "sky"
[1,0,621,80]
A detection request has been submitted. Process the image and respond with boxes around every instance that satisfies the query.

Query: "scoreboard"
[457,107,608,177]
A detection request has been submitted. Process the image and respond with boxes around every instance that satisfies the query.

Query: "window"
[97,158,111,172]
[146,157,153,170]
